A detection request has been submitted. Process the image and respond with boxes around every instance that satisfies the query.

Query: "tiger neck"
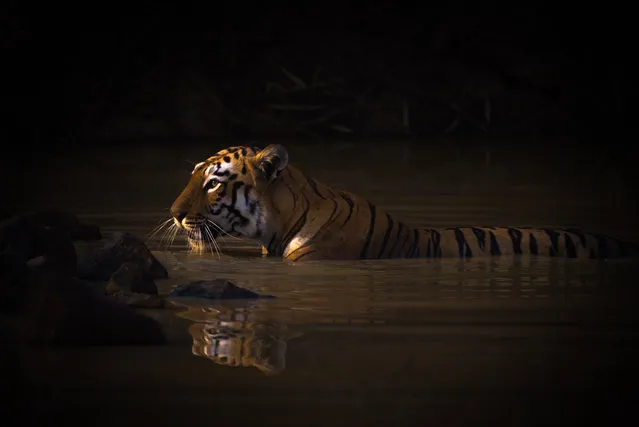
[257,165,339,256]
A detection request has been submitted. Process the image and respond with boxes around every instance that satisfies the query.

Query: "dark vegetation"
[2,4,630,148]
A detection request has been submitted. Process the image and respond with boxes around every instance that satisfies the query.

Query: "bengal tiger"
[169,144,638,262]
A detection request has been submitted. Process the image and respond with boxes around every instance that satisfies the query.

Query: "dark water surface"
[8,141,639,425]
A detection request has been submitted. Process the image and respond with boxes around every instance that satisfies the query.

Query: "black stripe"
[397,227,411,256]
[507,227,523,255]
[489,231,501,256]
[563,228,586,247]
[377,213,394,258]
[544,228,559,256]
[564,233,577,258]
[306,176,326,199]
[407,229,420,258]
[359,201,376,258]
[287,244,313,261]
[217,182,249,232]
[267,233,278,254]
[610,237,623,258]
[432,230,442,258]
[453,228,473,258]
[388,222,404,257]
[290,250,317,262]
[230,181,244,204]
[280,196,310,253]
[320,198,341,232]
[425,232,431,258]
[452,228,464,258]
[471,227,486,251]
[289,198,340,258]
[529,233,539,255]
[595,234,609,259]
[340,192,355,227]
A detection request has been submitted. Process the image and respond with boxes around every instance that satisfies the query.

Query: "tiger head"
[170,144,289,249]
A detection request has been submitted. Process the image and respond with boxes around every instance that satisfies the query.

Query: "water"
[8,141,639,425]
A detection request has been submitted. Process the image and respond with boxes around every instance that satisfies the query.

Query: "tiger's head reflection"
[176,303,300,376]
[189,319,289,375]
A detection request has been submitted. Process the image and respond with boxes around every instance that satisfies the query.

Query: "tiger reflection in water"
[176,304,300,375]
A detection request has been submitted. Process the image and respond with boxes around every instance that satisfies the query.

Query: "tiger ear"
[254,144,289,182]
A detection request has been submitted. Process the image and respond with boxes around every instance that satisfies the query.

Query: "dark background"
[1,3,636,223]
[2,4,633,146]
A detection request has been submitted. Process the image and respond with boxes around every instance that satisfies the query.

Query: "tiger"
[170,144,639,262]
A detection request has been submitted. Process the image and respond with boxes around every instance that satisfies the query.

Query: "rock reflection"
[173,301,300,375]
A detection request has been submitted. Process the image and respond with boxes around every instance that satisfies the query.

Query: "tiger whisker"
[167,223,181,252]
[186,229,196,255]
[194,228,206,255]
[158,222,175,250]
[203,226,214,256]
[200,225,213,256]
[205,218,241,240]
[145,217,174,244]
[205,225,220,258]
[203,224,222,259]
[188,228,198,254]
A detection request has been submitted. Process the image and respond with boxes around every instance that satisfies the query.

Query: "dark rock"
[0,253,30,314]
[73,224,102,241]
[106,262,158,295]
[110,291,166,309]
[1,213,165,347]
[78,232,168,281]
[3,255,165,346]
[0,211,101,279]
[169,279,275,300]
[0,211,101,247]
[1,216,76,275]
[25,211,102,242]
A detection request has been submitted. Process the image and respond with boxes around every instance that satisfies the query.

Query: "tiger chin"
[170,144,639,262]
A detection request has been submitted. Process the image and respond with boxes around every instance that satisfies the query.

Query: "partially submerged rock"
[106,262,158,295]
[0,211,100,277]
[6,256,165,346]
[0,211,167,346]
[0,252,30,314]
[169,279,275,300]
[78,232,168,281]
[110,291,166,309]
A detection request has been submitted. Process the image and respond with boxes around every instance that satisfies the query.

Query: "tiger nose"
[170,207,188,225]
